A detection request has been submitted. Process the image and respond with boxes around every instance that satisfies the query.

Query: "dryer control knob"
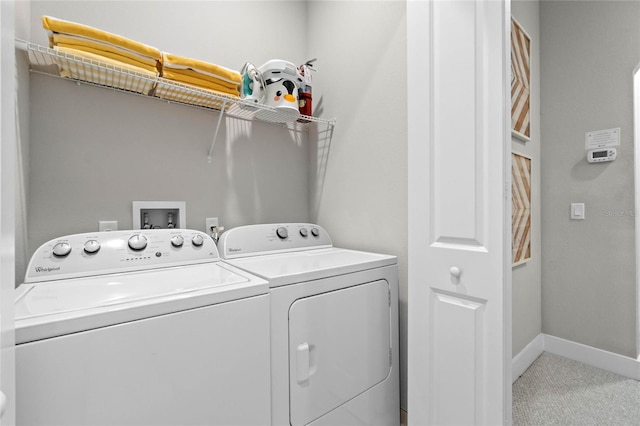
[276,227,288,240]
[299,228,309,237]
[310,227,320,237]
[83,240,101,254]
[171,235,184,248]
[128,234,148,251]
[191,234,205,247]
[52,242,72,257]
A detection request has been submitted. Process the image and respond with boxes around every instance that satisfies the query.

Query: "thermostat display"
[587,148,617,163]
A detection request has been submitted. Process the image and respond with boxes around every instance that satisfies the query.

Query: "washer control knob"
[299,228,309,237]
[52,242,72,257]
[128,234,148,251]
[171,235,184,248]
[83,240,101,254]
[191,234,205,247]
[310,227,320,238]
[276,227,288,240]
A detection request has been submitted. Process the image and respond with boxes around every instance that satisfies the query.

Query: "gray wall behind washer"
[26,1,311,271]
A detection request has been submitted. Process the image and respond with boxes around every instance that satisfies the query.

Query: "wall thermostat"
[587,148,617,163]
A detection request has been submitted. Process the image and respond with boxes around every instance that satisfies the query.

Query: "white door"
[407,1,512,425]
[0,0,16,424]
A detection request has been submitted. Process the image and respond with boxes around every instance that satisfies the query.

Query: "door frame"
[0,0,17,423]
[634,61,640,358]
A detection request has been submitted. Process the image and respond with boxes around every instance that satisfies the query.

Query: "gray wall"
[511,0,542,357]
[25,1,311,270]
[307,0,408,410]
[541,1,640,357]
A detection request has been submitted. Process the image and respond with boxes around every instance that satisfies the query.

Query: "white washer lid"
[15,263,268,344]
[224,247,397,288]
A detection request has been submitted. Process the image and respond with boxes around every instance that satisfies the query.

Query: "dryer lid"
[226,247,396,288]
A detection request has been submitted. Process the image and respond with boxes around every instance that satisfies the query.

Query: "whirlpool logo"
[35,266,61,273]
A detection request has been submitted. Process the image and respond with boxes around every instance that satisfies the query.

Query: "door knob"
[0,390,7,418]
[449,266,462,284]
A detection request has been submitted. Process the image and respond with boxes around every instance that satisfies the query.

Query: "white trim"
[512,334,640,382]
[512,334,544,383]
[406,1,433,423]
[1,1,17,422]
[503,2,514,423]
[544,334,640,380]
[633,62,640,358]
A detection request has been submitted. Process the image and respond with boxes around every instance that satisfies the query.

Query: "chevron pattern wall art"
[512,153,531,265]
[511,18,531,141]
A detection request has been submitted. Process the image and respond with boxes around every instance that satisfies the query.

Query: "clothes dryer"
[15,229,270,426]
[217,223,400,426]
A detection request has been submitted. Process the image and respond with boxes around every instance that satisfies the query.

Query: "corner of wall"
[14,0,31,286]
[511,0,542,357]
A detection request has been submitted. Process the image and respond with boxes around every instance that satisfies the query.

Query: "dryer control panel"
[217,223,333,259]
[25,229,219,283]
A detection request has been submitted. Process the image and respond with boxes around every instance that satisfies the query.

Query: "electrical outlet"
[205,217,219,235]
[99,220,118,232]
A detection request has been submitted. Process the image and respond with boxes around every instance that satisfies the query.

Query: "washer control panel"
[25,229,219,283]
[217,223,333,259]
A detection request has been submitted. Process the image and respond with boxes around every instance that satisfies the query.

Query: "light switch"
[570,203,585,220]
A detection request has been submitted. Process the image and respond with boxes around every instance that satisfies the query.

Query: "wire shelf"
[16,40,336,129]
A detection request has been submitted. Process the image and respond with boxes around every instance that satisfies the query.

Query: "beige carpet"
[513,352,640,425]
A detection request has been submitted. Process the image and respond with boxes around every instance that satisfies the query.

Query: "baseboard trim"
[512,334,544,382]
[544,334,640,380]
[512,333,640,381]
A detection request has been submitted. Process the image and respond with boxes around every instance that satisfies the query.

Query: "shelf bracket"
[207,99,228,163]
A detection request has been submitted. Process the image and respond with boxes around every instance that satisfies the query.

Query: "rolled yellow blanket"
[162,52,241,87]
[42,15,243,103]
[52,33,159,73]
[161,70,239,96]
[42,15,161,62]
[53,46,157,95]
[54,46,157,76]
[162,67,240,91]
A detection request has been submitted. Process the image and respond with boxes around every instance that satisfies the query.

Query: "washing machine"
[217,223,400,426]
[15,229,270,426]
